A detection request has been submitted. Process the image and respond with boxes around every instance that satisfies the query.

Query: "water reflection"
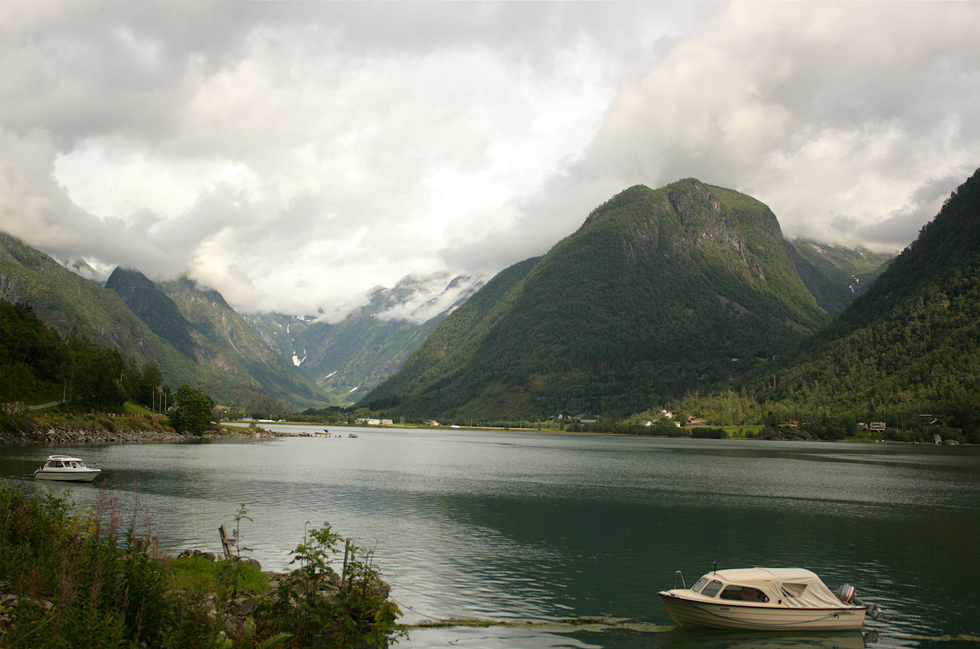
[2,431,979,649]
[397,625,881,649]
[662,627,867,649]
[399,626,605,649]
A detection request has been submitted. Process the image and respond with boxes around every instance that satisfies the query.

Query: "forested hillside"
[364,179,830,420]
[745,167,980,433]
[0,300,162,411]
[1,234,226,399]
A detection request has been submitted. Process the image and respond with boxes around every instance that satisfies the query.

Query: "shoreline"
[3,419,966,447]
[0,425,276,446]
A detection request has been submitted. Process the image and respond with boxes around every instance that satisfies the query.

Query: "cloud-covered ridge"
[2,2,977,318]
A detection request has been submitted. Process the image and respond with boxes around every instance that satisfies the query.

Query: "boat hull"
[34,470,101,482]
[660,593,866,631]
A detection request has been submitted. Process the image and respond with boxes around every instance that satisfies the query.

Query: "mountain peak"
[365,179,828,419]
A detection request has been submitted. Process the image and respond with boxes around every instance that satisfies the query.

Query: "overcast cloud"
[2,1,978,320]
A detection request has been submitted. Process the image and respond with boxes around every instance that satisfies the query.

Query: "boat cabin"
[683,568,846,608]
[34,455,102,481]
[41,455,88,469]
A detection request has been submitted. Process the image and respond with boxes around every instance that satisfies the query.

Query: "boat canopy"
[44,455,87,465]
[697,568,846,609]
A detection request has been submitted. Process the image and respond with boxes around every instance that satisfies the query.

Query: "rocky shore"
[0,425,275,445]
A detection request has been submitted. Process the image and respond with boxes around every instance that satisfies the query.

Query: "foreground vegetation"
[0,485,402,648]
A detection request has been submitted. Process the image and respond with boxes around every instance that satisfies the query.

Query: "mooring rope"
[568,595,662,614]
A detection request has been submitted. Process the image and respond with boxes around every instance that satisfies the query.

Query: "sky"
[3,1,979,321]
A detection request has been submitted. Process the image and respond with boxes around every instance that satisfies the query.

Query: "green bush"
[259,523,404,648]
[690,427,728,439]
[170,385,215,435]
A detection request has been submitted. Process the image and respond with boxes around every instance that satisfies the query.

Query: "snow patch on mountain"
[374,272,485,324]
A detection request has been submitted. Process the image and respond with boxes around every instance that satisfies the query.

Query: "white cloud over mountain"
[2,2,977,319]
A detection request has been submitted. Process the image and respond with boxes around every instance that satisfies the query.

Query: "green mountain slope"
[105,267,201,358]
[362,256,540,414]
[1,233,325,410]
[787,239,894,317]
[364,179,830,420]
[156,277,329,409]
[752,167,980,425]
[0,232,238,401]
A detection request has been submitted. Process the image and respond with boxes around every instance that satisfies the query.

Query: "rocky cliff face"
[106,268,201,359]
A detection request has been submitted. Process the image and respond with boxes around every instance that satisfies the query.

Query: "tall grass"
[0,484,221,648]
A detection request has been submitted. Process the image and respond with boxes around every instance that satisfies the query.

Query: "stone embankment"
[2,427,188,445]
[0,426,275,445]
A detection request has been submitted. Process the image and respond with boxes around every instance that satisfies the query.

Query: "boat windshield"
[691,577,710,593]
[720,584,771,602]
[701,580,724,598]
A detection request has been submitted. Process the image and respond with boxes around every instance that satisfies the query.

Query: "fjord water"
[3,428,979,649]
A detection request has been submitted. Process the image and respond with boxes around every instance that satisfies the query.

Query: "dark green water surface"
[3,428,978,649]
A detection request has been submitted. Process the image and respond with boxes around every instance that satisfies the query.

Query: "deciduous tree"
[169,384,215,435]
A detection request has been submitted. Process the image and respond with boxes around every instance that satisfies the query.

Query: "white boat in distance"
[659,567,882,631]
[33,455,102,482]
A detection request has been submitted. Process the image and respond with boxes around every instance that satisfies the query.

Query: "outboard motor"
[836,584,885,621]
[835,584,857,604]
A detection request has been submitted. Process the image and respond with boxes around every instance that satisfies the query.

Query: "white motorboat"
[659,567,882,631]
[33,455,102,482]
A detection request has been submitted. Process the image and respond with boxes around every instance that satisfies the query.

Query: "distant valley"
[242,273,484,405]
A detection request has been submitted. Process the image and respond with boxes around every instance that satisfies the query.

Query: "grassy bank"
[0,409,171,438]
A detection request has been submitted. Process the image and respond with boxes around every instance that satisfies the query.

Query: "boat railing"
[674,570,686,589]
